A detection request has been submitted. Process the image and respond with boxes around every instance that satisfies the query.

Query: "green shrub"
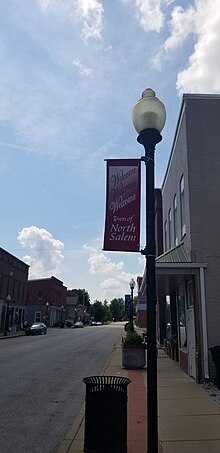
[122,331,145,348]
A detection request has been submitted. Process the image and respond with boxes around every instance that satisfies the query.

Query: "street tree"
[109,298,125,321]
[67,289,90,308]
[91,300,106,323]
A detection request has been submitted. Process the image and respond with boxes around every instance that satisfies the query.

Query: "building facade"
[0,247,29,333]
[26,276,67,326]
[141,93,220,383]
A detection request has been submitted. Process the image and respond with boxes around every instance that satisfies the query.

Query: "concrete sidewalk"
[57,340,220,453]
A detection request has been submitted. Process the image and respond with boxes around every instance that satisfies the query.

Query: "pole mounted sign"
[103,159,141,252]
[125,294,131,317]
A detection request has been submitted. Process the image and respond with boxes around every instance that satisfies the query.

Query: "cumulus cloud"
[84,245,124,274]
[155,0,220,94]
[176,0,220,94]
[84,244,141,299]
[122,0,165,32]
[17,226,64,279]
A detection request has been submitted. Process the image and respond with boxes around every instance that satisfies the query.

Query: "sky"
[1,0,220,304]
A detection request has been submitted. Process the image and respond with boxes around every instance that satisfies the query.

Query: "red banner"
[103,159,141,252]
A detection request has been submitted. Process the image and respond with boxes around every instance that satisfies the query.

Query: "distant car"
[91,321,102,326]
[25,322,47,336]
[73,321,84,328]
[65,320,74,327]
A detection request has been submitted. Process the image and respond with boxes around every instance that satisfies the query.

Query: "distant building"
[26,276,67,326]
[66,297,90,324]
[66,296,78,319]
[0,247,29,333]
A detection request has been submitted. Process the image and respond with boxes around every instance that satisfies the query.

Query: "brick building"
[0,247,29,333]
[26,276,67,326]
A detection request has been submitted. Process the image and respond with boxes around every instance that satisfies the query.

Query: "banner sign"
[125,294,131,316]
[103,159,141,252]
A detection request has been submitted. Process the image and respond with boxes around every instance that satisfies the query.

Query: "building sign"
[103,159,141,252]
[138,295,147,310]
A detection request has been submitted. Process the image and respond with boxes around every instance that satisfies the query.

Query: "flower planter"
[122,345,146,369]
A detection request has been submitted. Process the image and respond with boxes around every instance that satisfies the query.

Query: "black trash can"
[83,375,131,453]
[210,346,220,388]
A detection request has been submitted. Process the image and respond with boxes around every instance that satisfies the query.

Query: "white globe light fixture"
[132,88,166,453]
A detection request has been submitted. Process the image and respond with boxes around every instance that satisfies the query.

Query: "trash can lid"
[83,375,131,386]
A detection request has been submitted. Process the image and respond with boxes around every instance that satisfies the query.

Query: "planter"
[122,346,146,369]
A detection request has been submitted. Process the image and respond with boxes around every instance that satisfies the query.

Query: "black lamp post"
[129,278,135,333]
[132,88,166,453]
[3,294,11,336]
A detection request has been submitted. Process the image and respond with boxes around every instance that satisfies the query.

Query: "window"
[164,220,167,252]
[168,209,172,249]
[180,175,186,237]
[35,312,41,322]
[173,194,178,246]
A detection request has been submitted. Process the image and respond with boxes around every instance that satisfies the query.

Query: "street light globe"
[132,88,166,134]
[129,278,135,290]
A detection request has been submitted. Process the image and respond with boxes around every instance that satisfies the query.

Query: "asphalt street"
[0,324,123,453]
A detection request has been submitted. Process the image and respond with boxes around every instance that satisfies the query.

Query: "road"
[0,323,123,453]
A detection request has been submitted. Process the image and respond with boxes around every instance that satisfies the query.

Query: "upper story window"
[173,194,178,246]
[164,220,167,252]
[180,175,186,237]
[168,209,172,249]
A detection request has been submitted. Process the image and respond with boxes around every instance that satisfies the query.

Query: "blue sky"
[1,0,220,303]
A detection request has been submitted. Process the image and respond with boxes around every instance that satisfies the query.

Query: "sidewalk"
[57,339,220,453]
[0,330,26,339]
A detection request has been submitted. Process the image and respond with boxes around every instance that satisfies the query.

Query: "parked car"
[73,321,84,328]
[65,319,74,327]
[91,321,102,326]
[25,322,47,335]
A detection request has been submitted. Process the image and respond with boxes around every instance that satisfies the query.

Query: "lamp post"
[129,278,135,333]
[46,302,49,326]
[3,295,11,336]
[60,305,64,328]
[132,88,166,453]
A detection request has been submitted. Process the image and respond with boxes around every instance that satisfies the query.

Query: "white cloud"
[84,245,124,274]
[122,0,165,32]
[163,5,196,52]
[17,226,64,279]
[37,0,104,42]
[72,58,93,76]
[84,244,141,300]
[75,0,104,42]
[176,1,220,94]
[155,0,220,94]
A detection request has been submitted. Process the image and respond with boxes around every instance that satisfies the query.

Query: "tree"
[109,298,125,321]
[103,299,112,322]
[67,289,90,308]
[91,300,106,323]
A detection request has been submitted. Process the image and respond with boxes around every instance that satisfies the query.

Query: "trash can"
[210,346,220,388]
[83,375,131,453]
